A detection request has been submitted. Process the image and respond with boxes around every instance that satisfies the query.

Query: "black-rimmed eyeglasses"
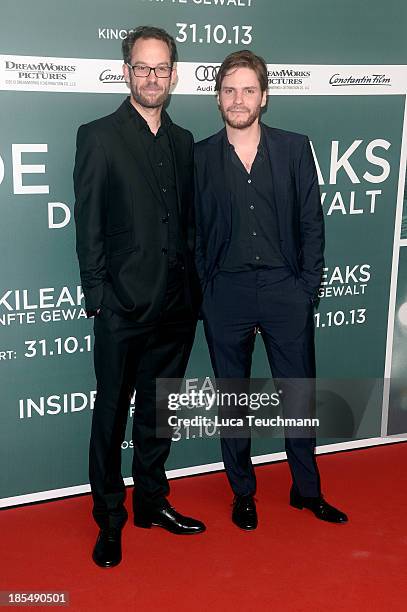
[127,63,173,78]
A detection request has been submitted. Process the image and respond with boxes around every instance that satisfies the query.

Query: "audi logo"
[195,65,220,82]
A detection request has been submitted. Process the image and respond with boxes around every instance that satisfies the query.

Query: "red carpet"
[2,443,407,611]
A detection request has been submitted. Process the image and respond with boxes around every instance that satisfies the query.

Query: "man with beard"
[74,26,205,568]
[194,50,348,530]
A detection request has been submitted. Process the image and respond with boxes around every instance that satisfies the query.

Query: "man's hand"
[86,308,101,318]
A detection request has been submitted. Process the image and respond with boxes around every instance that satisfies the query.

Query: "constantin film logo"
[4,58,77,87]
[268,68,311,91]
[99,68,125,84]
[329,73,392,87]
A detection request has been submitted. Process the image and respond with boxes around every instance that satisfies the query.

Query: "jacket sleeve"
[297,137,325,296]
[193,150,207,288]
[185,132,196,255]
[73,124,107,313]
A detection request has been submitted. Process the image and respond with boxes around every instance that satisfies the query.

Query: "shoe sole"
[290,502,348,523]
[134,518,206,534]
[232,524,258,531]
[92,555,122,568]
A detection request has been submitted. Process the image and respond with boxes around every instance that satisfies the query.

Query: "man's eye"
[156,66,171,74]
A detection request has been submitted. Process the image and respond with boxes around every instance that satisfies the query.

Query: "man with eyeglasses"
[74,25,205,569]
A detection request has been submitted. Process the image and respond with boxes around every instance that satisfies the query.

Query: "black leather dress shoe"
[92,527,122,568]
[134,502,206,535]
[290,488,348,523]
[232,494,258,530]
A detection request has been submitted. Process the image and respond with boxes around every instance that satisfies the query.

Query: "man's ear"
[261,90,267,107]
[170,64,178,89]
[122,63,130,86]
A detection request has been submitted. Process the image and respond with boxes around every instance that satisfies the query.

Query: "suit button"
[162,248,168,254]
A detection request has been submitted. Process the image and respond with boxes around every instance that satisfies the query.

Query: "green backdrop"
[1,0,407,506]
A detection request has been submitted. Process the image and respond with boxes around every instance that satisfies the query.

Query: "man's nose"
[233,90,243,104]
[147,68,158,82]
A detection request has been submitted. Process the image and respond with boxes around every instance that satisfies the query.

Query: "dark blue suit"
[194,124,324,497]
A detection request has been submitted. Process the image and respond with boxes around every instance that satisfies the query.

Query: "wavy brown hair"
[122,26,177,65]
[215,50,268,93]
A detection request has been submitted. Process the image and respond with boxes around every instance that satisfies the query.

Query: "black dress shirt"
[126,98,183,266]
[220,125,285,272]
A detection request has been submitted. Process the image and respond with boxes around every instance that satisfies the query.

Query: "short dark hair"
[215,50,268,93]
[122,26,177,65]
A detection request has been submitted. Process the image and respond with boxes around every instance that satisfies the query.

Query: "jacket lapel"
[263,125,290,234]
[167,126,183,215]
[207,129,232,227]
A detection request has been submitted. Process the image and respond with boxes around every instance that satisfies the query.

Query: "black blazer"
[74,99,200,322]
[194,124,324,299]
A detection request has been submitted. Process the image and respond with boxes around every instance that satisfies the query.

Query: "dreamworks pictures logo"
[268,68,311,91]
[4,58,77,87]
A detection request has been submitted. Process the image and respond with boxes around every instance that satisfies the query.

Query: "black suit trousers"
[202,269,321,498]
[90,265,196,530]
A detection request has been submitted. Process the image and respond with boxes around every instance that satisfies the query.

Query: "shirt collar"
[224,122,266,153]
[125,96,172,134]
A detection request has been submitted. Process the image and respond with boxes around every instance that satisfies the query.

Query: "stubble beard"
[220,104,262,130]
[131,80,170,109]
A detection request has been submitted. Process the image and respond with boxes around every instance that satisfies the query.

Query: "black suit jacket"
[194,124,324,300]
[74,99,200,322]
